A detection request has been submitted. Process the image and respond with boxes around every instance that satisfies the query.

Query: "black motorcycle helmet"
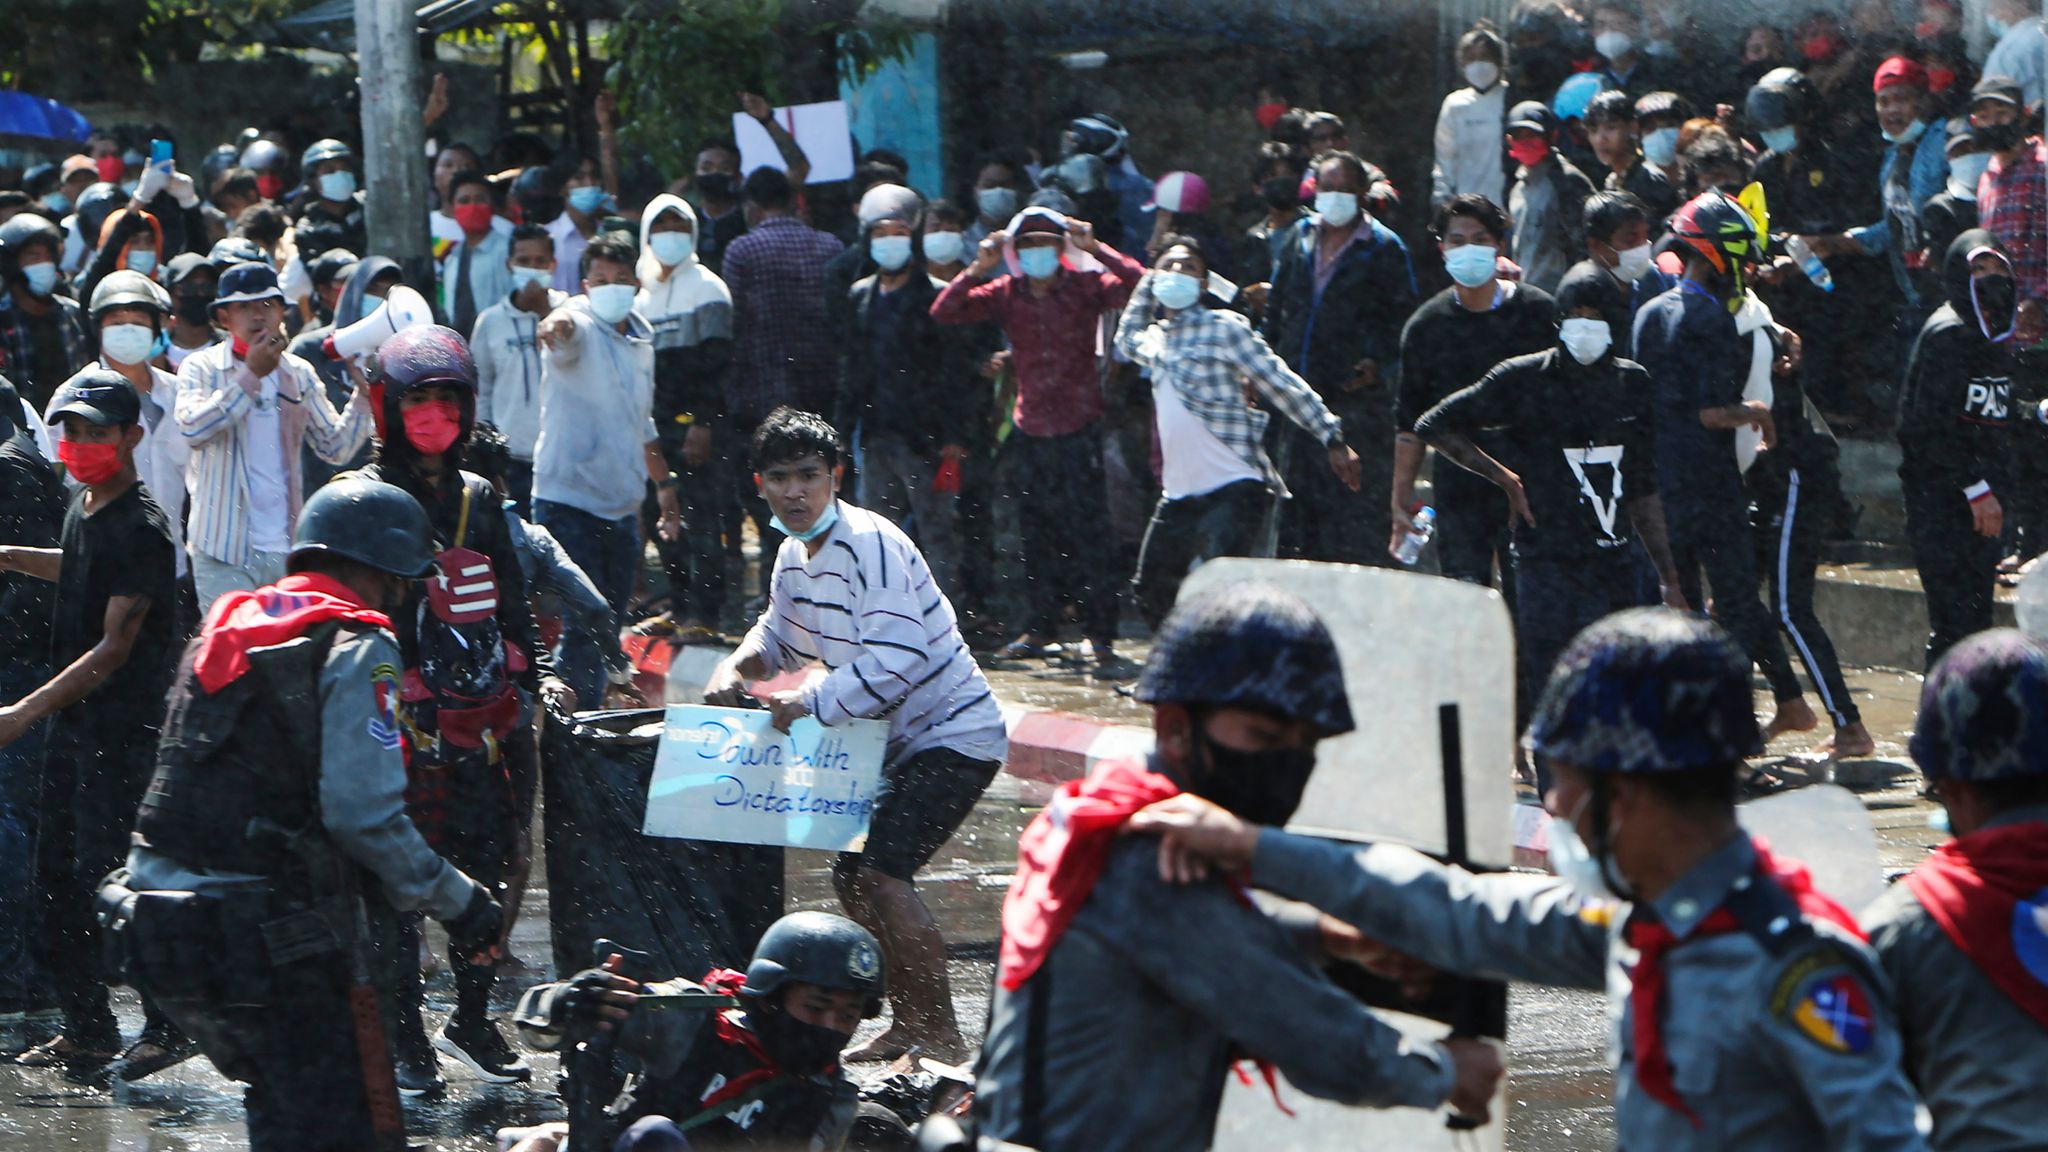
[288,477,437,578]
[73,182,127,250]
[1745,66,1821,132]
[741,911,886,1018]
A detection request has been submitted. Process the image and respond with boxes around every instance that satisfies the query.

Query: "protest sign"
[643,703,886,851]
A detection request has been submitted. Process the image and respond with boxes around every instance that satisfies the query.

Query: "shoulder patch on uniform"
[1770,946,1875,1055]
[1577,900,1620,928]
[367,662,403,752]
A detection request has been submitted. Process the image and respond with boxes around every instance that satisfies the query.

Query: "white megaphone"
[323,285,434,361]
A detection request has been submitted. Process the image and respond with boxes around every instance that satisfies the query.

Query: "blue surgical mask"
[568,185,610,216]
[587,282,637,325]
[771,500,839,543]
[127,249,158,276]
[318,170,357,202]
[1151,269,1203,310]
[1314,190,1360,228]
[649,232,694,267]
[869,234,914,272]
[1881,119,1927,146]
[1443,243,1498,289]
[922,230,965,265]
[1760,126,1799,154]
[41,192,71,215]
[509,265,552,292]
[99,322,156,366]
[20,261,58,297]
[1948,152,1992,200]
[1018,245,1061,279]
[1642,126,1680,168]
[1546,795,1617,900]
[976,187,1020,222]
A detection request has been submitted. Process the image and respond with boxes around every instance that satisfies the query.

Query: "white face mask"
[1314,190,1360,228]
[1464,61,1502,91]
[1546,793,1617,900]
[100,322,156,366]
[1595,30,1634,61]
[1642,126,1680,168]
[1560,316,1614,364]
[1948,152,1992,201]
[509,265,551,292]
[1615,243,1654,283]
[587,282,637,325]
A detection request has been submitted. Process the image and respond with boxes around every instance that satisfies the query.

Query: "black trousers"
[1129,480,1276,630]
[1010,426,1119,642]
[1756,467,1861,725]
[729,425,781,602]
[1904,479,1999,671]
[1435,465,1513,590]
[652,443,729,623]
[1670,499,1802,701]
[1276,426,1394,568]
[1516,549,1658,790]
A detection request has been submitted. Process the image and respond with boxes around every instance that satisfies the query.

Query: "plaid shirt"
[720,215,845,427]
[1979,140,2048,302]
[0,291,90,411]
[1114,274,1345,499]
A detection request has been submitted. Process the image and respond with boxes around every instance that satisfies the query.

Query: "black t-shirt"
[51,480,177,740]
[0,429,63,666]
[1414,347,1660,562]
[1396,281,1559,431]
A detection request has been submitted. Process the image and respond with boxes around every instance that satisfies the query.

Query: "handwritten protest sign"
[643,704,886,851]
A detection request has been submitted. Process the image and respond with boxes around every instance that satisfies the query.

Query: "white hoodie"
[636,194,734,351]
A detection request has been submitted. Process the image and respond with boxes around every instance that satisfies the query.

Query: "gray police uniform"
[974,837,1455,1152]
[1251,830,1932,1151]
[1861,806,2048,1152]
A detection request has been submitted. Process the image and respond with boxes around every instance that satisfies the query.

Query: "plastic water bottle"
[1394,506,1435,566]
[1784,234,1834,293]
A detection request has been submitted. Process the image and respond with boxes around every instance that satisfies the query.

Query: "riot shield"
[1737,783,1887,914]
[1181,560,1514,1152]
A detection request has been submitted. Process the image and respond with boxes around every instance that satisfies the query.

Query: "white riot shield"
[1182,560,1515,1152]
[1738,783,1887,914]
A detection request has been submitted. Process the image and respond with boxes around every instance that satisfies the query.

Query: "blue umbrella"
[0,91,90,144]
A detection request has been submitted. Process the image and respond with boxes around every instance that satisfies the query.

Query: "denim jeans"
[0,663,50,1010]
[533,500,640,636]
[860,436,960,600]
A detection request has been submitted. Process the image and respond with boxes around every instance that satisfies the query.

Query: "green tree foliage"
[0,0,299,92]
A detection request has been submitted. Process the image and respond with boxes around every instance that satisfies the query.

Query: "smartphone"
[149,138,173,172]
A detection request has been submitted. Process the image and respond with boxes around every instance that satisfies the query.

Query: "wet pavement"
[0,652,1946,1150]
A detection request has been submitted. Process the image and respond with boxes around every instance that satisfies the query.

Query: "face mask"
[96,155,125,184]
[41,192,71,214]
[1151,269,1204,310]
[1255,102,1290,131]
[1189,721,1319,827]
[649,231,694,267]
[587,281,638,325]
[57,438,122,485]
[922,230,965,265]
[318,171,358,202]
[1017,245,1061,280]
[1973,274,2017,342]
[20,261,58,297]
[1546,793,1617,900]
[696,171,737,202]
[567,185,609,216]
[1560,316,1614,364]
[401,398,464,455]
[750,1004,849,1077]
[120,245,158,275]
[1976,121,2024,153]
[1443,243,1499,289]
[1615,242,1654,282]
[177,294,212,326]
[1508,138,1553,167]
[1760,125,1799,154]
[1881,118,1927,146]
[1314,190,1360,228]
[1948,152,1992,199]
[1803,33,1843,63]
[100,323,156,366]
[1464,61,1502,90]
[256,173,285,202]
[869,234,914,272]
[1988,13,2011,37]
[1259,177,1300,210]
[509,265,551,292]
[1595,31,1635,60]
[1642,126,1680,168]
[452,202,494,235]
[977,187,1021,222]
[770,499,839,543]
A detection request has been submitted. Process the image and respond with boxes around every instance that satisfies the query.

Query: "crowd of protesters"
[0,0,2042,1146]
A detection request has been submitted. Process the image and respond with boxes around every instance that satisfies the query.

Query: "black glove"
[442,885,504,957]
[549,966,640,1041]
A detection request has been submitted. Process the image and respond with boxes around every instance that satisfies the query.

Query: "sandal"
[17,1034,117,1071]
[1738,764,1798,800]
[110,1035,198,1083]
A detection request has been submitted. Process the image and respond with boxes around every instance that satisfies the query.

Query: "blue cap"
[1134,582,1354,735]
[1525,608,1761,773]
[213,261,285,307]
[1911,629,2048,781]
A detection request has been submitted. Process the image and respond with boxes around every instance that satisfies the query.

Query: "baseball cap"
[214,261,286,307]
[1143,171,1211,215]
[1971,74,2024,108]
[164,252,214,288]
[1873,56,1929,93]
[1507,101,1557,134]
[45,370,142,427]
[309,248,360,292]
[59,154,97,182]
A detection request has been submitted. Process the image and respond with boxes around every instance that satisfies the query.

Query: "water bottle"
[1784,234,1834,293]
[1395,505,1435,566]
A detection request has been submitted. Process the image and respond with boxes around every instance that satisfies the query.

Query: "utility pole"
[355,0,432,293]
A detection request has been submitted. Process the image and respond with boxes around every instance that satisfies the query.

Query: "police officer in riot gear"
[515,911,883,1149]
[1135,607,1934,1151]
[109,477,505,1152]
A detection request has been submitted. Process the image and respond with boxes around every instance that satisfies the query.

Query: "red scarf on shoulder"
[1905,820,2048,1030]
[193,572,393,692]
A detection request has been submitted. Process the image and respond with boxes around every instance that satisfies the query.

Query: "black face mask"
[749,1004,849,1077]
[1973,273,2016,340]
[1186,719,1319,828]
[1260,177,1301,210]
[1975,121,2024,154]
[177,295,212,327]
[697,172,738,202]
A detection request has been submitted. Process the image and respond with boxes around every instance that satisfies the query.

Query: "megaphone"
[324,285,433,361]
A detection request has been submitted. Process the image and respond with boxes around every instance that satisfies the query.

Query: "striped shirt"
[736,501,1007,767]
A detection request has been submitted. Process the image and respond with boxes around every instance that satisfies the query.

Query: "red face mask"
[1255,103,1289,132]
[256,173,285,202]
[1928,67,1957,93]
[96,155,125,184]
[1803,33,1843,63]
[402,398,464,455]
[1508,138,1553,167]
[453,203,495,236]
[58,438,122,485]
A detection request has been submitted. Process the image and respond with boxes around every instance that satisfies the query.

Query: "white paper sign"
[733,100,856,185]
[643,704,887,851]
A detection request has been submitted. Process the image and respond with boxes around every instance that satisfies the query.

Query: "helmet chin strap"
[1587,778,1639,903]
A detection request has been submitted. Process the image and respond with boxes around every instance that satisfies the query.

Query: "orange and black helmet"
[1666,190,1761,277]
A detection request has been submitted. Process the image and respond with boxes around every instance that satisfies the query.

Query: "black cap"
[164,252,213,288]
[214,261,285,307]
[309,248,360,291]
[1971,74,2024,108]
[45,370,141,428]
[1945,116,1979,155]
[1506,100,1556,134]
